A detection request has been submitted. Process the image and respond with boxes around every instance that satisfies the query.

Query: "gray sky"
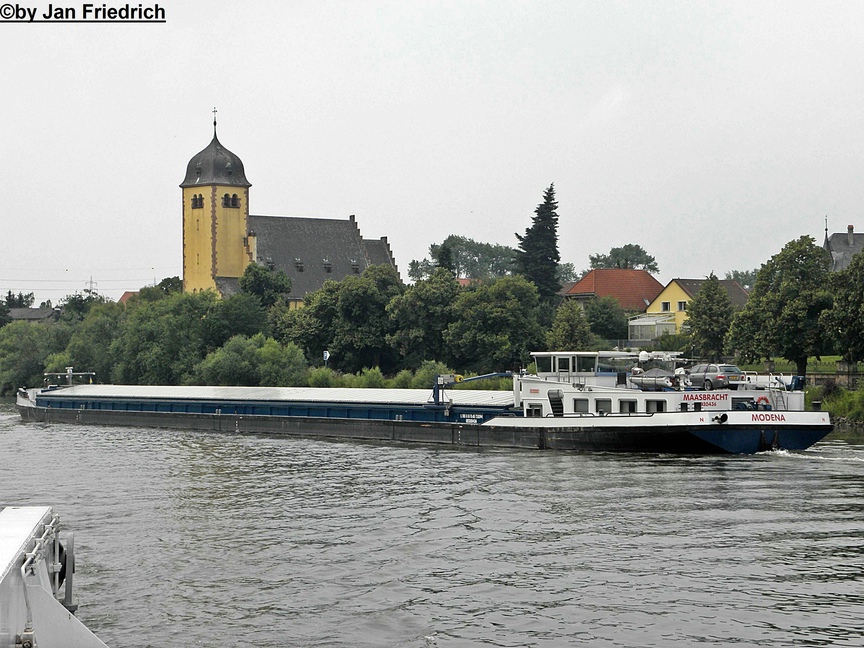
[3,0,862,304]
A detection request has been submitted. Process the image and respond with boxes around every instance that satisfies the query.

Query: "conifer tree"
[514,184,561,301]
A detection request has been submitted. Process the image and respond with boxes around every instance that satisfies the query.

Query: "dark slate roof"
[214,277,241,297]
[673,278,750,309]
[362,237,398,269]
[180,134,251,188]
[9,308,59,322]
[824,227,864,271]
[247,214,397,299]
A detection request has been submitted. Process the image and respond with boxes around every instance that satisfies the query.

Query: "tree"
[443,275,545,372]
[110,291,218,384]
[546,300,593,350]
[589,244,659,274]
[386,268,461,368]
[514,184,561,300]
[684,273,734,362]
[238,262,292,308]
[0,322,67,395]
[328,265,404,373]
[4,291,35,308]
[138,276,183,301]
[724,268,758,291]
[557,262,579,284]
[726,236,832,376]
[408,235,516,281]
[585,296,628,340]
[0,300,10,328]
[59,291,106,321]
[820,251,864,364]
[435,240,456,275]
[47,301,125,382]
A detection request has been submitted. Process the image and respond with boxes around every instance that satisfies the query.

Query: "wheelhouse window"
[595,399,612,414]
[526,404,543,418]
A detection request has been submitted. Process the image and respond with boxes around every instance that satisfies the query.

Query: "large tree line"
[3,185,862,394]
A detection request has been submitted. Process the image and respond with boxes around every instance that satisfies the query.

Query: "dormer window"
[323,259,333,273]
[294,257,304,272]
[351,259,360,274]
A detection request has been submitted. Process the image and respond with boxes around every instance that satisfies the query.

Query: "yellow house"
[629,278,749,341]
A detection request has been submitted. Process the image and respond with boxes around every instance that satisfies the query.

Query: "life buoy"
[755,396,770,405]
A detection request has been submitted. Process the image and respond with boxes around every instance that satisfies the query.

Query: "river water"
[2,402,863,647]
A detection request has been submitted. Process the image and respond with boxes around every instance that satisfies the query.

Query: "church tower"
[180,114,253,293]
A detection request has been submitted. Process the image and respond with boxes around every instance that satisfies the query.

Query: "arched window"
[231,194,239,208]
[191,194,203,209]
[222,193,231,207]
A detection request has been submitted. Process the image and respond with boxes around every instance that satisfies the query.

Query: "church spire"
[212,106,218,138]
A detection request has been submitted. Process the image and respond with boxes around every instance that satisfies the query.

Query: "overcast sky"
[3,0,863,303]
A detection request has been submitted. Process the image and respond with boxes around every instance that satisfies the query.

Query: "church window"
[222,194,231,207]
[231,194,239,208]
[191,194,203,209]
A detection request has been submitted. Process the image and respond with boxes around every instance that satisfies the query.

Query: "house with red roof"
[563,269,664,311]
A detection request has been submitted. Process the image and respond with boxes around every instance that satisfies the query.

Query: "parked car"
[688,363,746,390]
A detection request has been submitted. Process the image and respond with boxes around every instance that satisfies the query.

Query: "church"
[180,121,398,306]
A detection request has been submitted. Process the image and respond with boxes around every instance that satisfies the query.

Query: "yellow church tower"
[181,113,254,293]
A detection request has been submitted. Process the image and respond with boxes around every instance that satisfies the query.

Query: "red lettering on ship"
[751,413,786,422]
[529,388,540,394]
[682,393,729,402]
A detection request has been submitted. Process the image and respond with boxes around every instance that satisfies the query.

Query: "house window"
[661,302,671,312]
[678,301,687,311]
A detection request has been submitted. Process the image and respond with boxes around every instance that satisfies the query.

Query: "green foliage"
[59,291,107,322]
[408,235,516,281]
[307,366,339,387]
[192,334,308,386]
[5,291,35,308]
[685,273,734,362]
[359,366,387,388]
[820,250,864,364]
[589,244,658,273]
[820,382,864,423]
[138,276,182,302]
[546,300,593,350]
[724,268,758,291]
[727,236,832,375]
[238,262,292,308]
[280,265,405,374]
[410,360,452,389]
[585,296,628,340]
[645,332,693,353]
[47,301,125,382]
[111,291,219,385]
[0,322,67,395]
[202,292,267,350]
[386,268,461,368]
[557,262,579,284]
[390,369,414,388]
[513,184,561,301]
[443,275,545,372]
[0,300,10,328]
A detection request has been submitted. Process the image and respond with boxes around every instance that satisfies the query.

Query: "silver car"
[688,363,746,390]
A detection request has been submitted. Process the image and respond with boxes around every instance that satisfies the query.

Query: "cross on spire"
[212,106,217,137]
